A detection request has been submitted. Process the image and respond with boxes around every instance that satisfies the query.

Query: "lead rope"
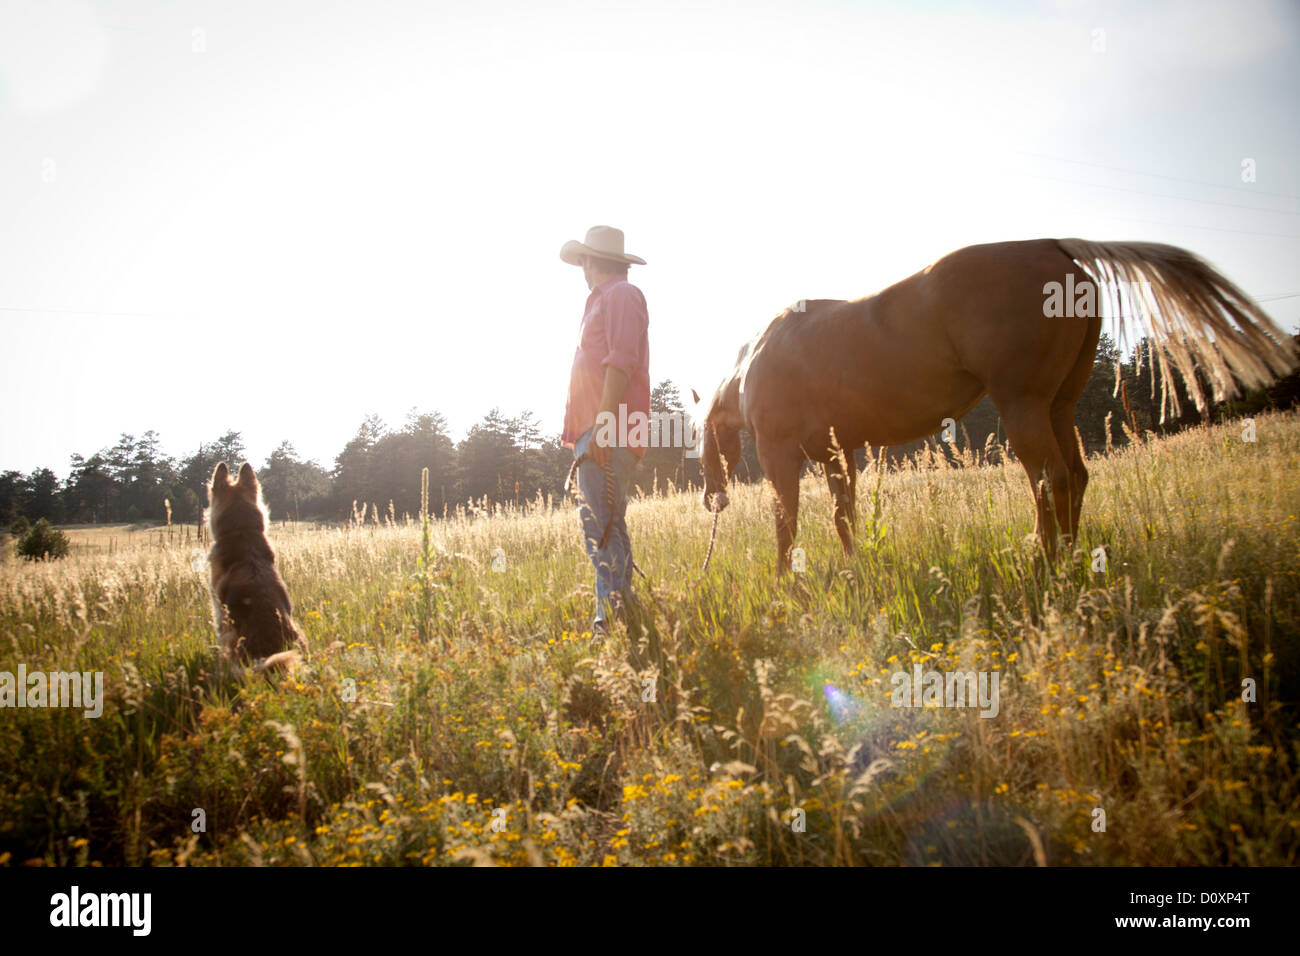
[567,454,720,584]
[566,452,646,579]
[700,507,721,577]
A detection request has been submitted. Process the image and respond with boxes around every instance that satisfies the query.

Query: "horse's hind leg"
[826,449,857,556]
[998,401,1073,561]
[1050,316,1102,545]
[1048,404,1087,547]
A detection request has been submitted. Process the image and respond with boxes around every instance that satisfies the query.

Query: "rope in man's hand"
[565,451,616,549]
[566,448,648,582]
[567,445,727,584]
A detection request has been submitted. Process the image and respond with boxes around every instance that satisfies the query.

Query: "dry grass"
[1,411,1298,866]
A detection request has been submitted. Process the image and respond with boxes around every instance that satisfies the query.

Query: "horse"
[699,238,1296,573]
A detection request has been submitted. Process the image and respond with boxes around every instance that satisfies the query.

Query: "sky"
[2,0,1298,478]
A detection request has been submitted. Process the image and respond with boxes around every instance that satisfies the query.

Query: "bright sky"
[2,0,1298,478]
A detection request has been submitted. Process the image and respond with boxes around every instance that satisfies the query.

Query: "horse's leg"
[1050,316,1102,546]
[758,440,803,574]
[826,450,856,556]
[1047,404,1086,547]
[998,401,1072,561]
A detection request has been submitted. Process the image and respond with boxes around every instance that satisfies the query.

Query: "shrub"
[9,516,29,538]
[16,519,70,561]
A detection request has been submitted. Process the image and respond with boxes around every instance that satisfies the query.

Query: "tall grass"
[1,412,1297,866]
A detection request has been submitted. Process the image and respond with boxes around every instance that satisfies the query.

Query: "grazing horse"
[700,238,1296,572]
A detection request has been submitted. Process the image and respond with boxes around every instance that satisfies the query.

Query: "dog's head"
[206,462,267,538]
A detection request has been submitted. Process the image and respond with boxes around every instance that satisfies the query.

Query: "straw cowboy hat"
[560,225,646,267]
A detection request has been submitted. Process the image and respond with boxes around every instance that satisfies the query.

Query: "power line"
[1096,212,1300,240]
[1017,169,1300,217]
[1012,149,1300,202]
[0,306,161,318]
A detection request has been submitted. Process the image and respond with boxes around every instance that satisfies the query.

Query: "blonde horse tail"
[1056,238,1297,422]
[251,649,302,674]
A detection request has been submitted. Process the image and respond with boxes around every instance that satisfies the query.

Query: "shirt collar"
[586,275,623,306]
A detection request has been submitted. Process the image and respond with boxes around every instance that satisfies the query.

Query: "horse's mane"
[708,300,833,427]
[706,337,757,428]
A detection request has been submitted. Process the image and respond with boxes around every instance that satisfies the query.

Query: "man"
[560,225,650,637]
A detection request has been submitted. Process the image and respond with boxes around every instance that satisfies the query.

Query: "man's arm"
[590,283,647,466]
[590,365,630,466]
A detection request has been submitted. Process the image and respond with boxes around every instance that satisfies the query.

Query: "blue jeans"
[573,428,637,629]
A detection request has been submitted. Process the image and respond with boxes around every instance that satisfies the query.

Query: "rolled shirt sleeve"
[601,283,649,380]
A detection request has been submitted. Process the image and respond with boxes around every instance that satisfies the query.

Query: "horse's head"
[700,402,741,514]
[697,342,755,514]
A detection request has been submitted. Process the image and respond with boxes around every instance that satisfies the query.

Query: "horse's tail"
[1056,238,1296,421]
[251,649,302,674]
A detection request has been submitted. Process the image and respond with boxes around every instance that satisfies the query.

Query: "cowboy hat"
[560,225,646,267]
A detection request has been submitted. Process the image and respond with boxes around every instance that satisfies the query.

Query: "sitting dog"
[205,462,305,675]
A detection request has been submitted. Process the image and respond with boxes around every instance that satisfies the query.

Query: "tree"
[1073,332,1124,449]
[332,414,386,518]
[537,434,575,504]
[506,410,554,506]
[23,468,63,524]
[260,441,331,521]
[177,431,246,522]
[64,453,114,523]
[16,518,69,561]
[0,471,22,526]
[457,408,519,508]
[638,380,692,495]
[115,430,175,523]
[393,410,457,518]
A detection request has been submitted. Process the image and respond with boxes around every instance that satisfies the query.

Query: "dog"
[205,461,305,675]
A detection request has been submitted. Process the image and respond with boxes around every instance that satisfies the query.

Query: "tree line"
[3,335,1297,529]
[0,381,707,527]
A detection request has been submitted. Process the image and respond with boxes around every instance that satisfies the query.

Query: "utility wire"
[1012,149,1300,202]
[0,306,161,318]
[1095,212,1300,240]
[1017,169,1300,217]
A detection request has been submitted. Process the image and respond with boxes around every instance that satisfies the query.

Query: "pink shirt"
[563,277,651,456]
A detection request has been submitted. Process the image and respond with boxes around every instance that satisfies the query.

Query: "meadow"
[1,411,1298,866]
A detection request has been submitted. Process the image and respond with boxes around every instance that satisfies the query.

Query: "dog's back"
[206,462,305,671]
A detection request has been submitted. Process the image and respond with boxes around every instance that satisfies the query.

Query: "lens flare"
[823,683,860,723]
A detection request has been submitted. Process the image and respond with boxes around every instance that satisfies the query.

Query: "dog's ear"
[236,462,259,497]
[691,388,701,405]
[211,462,230,490]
